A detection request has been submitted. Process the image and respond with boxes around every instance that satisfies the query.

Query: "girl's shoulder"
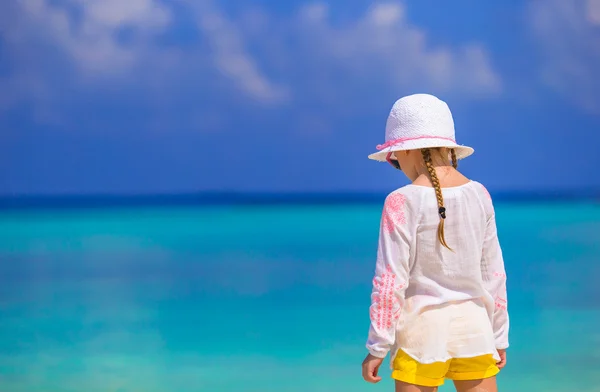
[469,180,495,217]
[469,180,493,201]
[385,184,423,201]
[382,185,425,216]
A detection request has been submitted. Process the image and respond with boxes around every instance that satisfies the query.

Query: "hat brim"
[368,139,474,162]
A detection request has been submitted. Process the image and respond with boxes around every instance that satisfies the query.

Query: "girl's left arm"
[365,192,413,359]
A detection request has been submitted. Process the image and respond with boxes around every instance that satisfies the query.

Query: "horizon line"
[0,189,598,210]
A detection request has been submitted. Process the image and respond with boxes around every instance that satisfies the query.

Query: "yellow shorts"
[392,349,500,387]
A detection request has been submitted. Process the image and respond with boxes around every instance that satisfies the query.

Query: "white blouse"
[365,181,509,364]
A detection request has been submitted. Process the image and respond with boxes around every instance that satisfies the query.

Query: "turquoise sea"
[0,201,599,391]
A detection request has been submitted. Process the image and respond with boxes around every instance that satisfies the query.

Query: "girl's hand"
[496,349,507,369]
[362,353,384,383]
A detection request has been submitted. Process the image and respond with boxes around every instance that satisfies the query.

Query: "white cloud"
[529,0,600,113]
[587,0,600,25]
[190,1,289,104]
[369,3,404,26]
[1,0,287,108]
[0,0,501,122]
[16,0,172,76]
[299,3,329,22]
[0,0,179,117]
[289,2,501,97]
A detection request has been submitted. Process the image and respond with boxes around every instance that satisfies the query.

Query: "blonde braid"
[450,149,458,169]
[422,149,452,250]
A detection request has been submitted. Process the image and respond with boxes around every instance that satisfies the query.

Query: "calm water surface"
[0,202,599,391]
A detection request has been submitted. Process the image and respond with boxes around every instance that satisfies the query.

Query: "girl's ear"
[408,150,415,156]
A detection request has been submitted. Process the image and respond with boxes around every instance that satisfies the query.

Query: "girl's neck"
[412,166,470,188]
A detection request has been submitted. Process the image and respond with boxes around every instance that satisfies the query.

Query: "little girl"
[361,94,509,392]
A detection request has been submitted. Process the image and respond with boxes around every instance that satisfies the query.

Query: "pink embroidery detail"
[493,272,506,278]
[370,265,405,330]
[495,297,507,310]
[376,135,457,151]
[382,193,407,233]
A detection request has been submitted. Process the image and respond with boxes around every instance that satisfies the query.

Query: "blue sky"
[0,0,599,195]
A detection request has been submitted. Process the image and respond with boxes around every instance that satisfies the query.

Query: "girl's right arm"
[365,191,413,359]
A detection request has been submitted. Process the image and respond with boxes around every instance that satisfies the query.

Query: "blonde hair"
[421,148,458,251]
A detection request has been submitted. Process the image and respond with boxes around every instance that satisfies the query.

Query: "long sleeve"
[366,192,412,358]
[481,210,509,350]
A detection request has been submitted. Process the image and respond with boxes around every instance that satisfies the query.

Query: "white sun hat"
[368,93,474,162]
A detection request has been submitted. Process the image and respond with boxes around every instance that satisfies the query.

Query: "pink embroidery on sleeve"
[382,193,407,234]
[493,272,506,278]
[370,265,405,330]
[495,297,507,310]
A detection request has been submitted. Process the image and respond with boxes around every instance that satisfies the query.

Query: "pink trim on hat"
[376,135,457,151]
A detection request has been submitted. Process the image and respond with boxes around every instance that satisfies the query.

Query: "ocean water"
[0,202,599,391]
